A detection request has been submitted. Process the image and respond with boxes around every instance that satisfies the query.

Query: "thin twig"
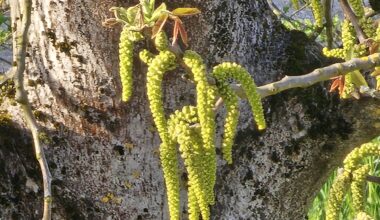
[266,0,308,29]
[10,1,52,219]
[324,0,333,49]
[366,175,380,184]
[339,0,367,43]
[289,3,309,18]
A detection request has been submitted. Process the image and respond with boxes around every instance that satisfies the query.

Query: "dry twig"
[10,0,52,219]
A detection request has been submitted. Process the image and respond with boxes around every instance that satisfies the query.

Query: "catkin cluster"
[326,170,352,220]
[326,142,380,220]
[311,0,324,28]
[210,62,266,163]
[120,28,267,220]
[322,48,345,59]
[212,62,266,130]
[119,28,144,102]
[360,18,376,38]
[168,106,212,220]
[342,19,356,58]
[145,49,180,220]
[183,51,217,203]
[323,19,368,99]
[347,0,365,17]
[351,165,370,213]
[216,81,239,164]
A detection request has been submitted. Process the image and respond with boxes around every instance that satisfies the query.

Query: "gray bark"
[1,0,380,219]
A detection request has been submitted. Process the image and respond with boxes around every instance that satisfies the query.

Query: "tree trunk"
[2,0,380,219]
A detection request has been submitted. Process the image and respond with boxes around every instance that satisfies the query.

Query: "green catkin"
[183,51,216,203]
[188,185,200,220]
[341,20,356,99]
[353,44,367,57]
[139,49,155,65]
[160,141,180,220]
[119,28,144,102]
[344,142,380,172]
[342,19,356,58]
[322,48,345,59]
[146,50,177,140]
[347,0,365,17]
[311,0,324,28]
[341,72,355,99]
[351,165,370,214]
[326,171,352,220]
[355,212,374,220]
[146,50,179,220]
[212,62,266,130]
[216,81,239,164]
[341,19,368,98]
[359,18,376,38]
[168,106,211,220]
[155,31,169,51]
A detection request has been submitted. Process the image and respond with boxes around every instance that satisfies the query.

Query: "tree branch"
[339,0,367,43]
[10,1,52,219]
[167,38,380,100]
[249,53,380,98]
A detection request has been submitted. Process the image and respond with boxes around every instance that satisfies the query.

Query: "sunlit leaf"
[110,7,129,24]
[171,8,201,16]
[141,0,152,17]
[149,0,156,13]
[152,13,168,38]
[351,70,368,87]
[150,3,167,22]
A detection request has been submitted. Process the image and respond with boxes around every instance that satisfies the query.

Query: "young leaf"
[150,3,167,22]
[126,5,140,24]
[172,19,180,46]
[177,19,188,47]
[149,0,156,13]
[171,8,201,16]
[141,0,152,17]
[110,7,130,24]
[152,13,168,38]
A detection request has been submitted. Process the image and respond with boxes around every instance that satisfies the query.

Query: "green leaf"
[152,13,168,38]
[150,3,167,22]
[126,5,140,25]
[141,0,153,17]
[171,8,201,16]
[149,0,156,11]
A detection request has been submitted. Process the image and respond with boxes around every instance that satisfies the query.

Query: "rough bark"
[1,0,380,219]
